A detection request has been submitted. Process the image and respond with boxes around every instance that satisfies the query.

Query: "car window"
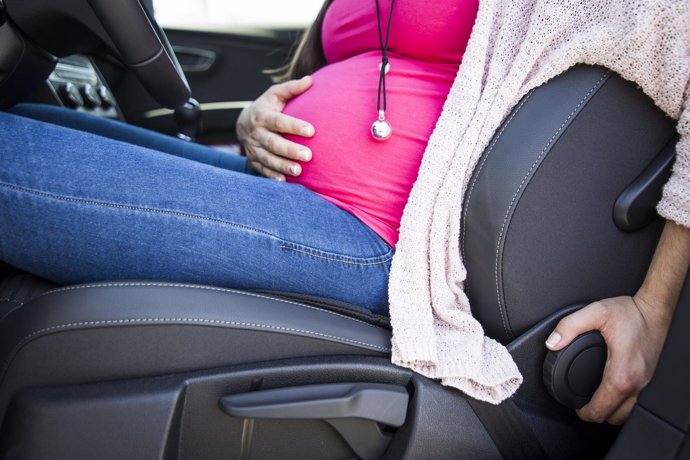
[153,0,324,29]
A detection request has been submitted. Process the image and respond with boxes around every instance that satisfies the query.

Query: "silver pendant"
[371,110,392,141]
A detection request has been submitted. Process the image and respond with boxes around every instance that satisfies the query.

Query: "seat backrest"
[462,65,676,344]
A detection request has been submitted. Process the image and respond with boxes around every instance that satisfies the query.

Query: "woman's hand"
[546,221,690,425]
[236,75,315,181]
[545,295,672,425]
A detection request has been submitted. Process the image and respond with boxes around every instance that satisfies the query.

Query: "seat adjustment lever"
[219,382,409,427]
[614,137,676,232]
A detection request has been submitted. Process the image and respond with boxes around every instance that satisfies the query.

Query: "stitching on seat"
[460,90,535,339]
[494,71,610,340]
[461,89,536,256]
[36,282,383,330]
[0,316,391,388]
[0,298,23,304]
[0,300,25,324]
[7,318,391,354]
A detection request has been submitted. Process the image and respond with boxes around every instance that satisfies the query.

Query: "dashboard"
[44,55,121,120]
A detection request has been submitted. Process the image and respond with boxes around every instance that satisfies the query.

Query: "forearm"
[546,220,690,424]
[635,220,690,327]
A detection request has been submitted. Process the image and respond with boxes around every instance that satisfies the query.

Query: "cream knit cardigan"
[388,0,690,404]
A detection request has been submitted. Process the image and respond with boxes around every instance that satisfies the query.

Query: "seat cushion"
[0,269,55,322]
[0,281,393,419]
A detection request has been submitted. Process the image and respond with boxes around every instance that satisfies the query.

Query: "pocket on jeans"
[278,241,394,267]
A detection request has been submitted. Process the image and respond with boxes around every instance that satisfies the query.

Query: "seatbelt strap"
[466,397,548,460]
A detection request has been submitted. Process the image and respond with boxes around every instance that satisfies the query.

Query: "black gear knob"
[174,98,202,142]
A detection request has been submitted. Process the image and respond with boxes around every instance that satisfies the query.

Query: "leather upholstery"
[462,65,676,343]
[0,65,676,458]
[0,281,391,418]
[0,270,54,322]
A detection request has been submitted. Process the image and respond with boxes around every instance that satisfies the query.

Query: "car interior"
[0,0,689,459]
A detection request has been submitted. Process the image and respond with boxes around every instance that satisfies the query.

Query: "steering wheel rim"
[86,0,191,108]
[5,0,191,109]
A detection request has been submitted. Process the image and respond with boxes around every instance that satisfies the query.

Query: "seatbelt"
[466,397,549,460]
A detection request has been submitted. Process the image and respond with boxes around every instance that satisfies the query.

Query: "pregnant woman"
[1,0,689,419]
[1,0,480,315]
[242,0,477,249]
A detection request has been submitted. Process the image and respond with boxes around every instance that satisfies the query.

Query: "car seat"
[0,64,679,459]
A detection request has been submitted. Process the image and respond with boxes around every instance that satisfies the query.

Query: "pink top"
[284,0,479,246]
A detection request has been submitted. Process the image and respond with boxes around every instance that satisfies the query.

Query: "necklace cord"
[375,0,394,113]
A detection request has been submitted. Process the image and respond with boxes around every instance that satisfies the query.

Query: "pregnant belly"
[283,52,457,246]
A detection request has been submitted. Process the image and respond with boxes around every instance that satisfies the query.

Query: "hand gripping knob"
[543,331,607,409]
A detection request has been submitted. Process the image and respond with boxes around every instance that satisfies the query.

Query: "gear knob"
[174,98,202,142]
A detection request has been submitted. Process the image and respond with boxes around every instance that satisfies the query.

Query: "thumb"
[272,75,313,101]
[546,302,607,351]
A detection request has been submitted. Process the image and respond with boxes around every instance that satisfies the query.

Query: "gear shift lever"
[174,98,202,142]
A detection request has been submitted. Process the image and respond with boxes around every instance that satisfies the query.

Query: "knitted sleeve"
[658,99,690,229]
[388,0,689,405]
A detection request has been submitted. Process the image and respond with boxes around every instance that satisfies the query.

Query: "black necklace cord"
[375,0,395,115]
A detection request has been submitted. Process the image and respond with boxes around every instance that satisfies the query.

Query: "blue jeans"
[0,106,393,314]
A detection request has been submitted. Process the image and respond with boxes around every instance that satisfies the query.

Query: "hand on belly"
[236,75,316,181]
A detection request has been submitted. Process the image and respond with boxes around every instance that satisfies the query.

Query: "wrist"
[633,221,690,325]
[632,290,675,335]
[635,282,676,311]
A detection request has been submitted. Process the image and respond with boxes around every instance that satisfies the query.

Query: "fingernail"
[289,164,301,176]
[300,149,312,161]
[275,176,285,182]
[301,126,314,137]
[545,332,561,348]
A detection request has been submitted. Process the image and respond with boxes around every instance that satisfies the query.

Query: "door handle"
[172,45,216,73]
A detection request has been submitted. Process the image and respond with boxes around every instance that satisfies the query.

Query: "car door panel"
[120,27,302,146]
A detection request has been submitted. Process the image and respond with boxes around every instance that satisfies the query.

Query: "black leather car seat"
[462,65,673,343]
[0,65,677,459]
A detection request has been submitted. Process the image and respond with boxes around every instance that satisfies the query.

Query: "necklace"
[371,0,395,141]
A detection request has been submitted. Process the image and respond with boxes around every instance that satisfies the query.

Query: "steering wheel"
[4,0,191,109]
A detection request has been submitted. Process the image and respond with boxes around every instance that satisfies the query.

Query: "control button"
[79,84,102,109]
[543,331,607,409]
[57,82,84,109]
[96,85,116,109]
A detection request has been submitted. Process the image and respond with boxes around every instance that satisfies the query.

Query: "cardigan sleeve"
[657,99,690,229]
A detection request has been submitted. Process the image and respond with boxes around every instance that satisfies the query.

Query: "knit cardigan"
[388,0,690,404]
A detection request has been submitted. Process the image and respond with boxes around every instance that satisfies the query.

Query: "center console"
[35,54,122,120]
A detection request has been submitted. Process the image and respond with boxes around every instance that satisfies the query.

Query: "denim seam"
[37,282,383,329]
[0,181,278,239]
[0,317,391,387]
[279,244,393,266]
[0,181,393,264]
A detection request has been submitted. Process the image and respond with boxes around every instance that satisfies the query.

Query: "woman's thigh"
[0,113,392,314]
[9,103,249,172]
